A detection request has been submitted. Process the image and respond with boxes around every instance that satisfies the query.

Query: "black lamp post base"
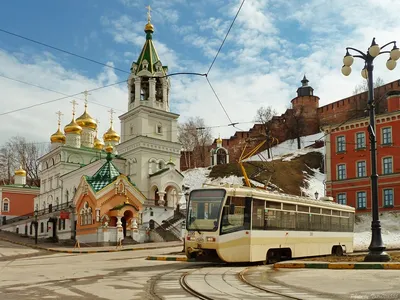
[364,250,391,262]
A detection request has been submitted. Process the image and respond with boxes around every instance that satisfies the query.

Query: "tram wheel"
[333,245,344,256]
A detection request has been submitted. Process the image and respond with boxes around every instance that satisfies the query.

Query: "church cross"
[70,100,78,115]
[56,111,63,125]
[83,90,91,106]
[146,5,152,23]
[108,108,115,125]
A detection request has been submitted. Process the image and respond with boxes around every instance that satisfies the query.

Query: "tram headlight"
[186,236,196,241]
[206,237,216,242]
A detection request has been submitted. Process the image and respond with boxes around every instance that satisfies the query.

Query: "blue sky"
[0,0,400,145]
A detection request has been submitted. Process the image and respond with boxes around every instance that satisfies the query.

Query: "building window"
[356,132,366,149]
[337,193,347,205]
[357,161,367,177]
[336,136,346,153]
[2,199,9,212]
[383,157,393,174]
[40,222,44,233]
[357,191,367,209]
[382,127,392,145]
[49,177,53,190]
[156,124,162,134]
[80,202,93,226]
[383,189,394,207]
[337,164,346,180]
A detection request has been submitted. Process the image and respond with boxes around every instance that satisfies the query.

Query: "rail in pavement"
[275,260,400,269]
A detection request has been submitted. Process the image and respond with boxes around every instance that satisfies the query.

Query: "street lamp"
[33,209,38,245]
[182,190,190,253]
[314,191,319,200]
[342,37,399,262]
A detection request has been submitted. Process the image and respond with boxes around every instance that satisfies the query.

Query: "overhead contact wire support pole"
[341,37,400,262]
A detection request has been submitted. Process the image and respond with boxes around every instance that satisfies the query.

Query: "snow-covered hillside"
[180,133,400,251]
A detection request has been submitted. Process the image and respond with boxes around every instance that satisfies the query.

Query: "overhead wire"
[0,28,130,74]
[0,80,126,116]
[0,74,124,112]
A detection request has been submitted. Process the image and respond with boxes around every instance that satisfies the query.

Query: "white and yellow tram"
[185,185,355,263]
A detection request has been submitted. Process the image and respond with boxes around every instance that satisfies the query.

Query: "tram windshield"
[187,189,226,231]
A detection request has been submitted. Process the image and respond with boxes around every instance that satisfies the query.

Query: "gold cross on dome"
[56,111,63,125]
[70,100,78,115]
[83,90,91,106]
[146,5,152,23]
[108,108,115,125]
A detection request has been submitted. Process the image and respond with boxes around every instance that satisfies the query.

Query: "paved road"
[1,240,400,300]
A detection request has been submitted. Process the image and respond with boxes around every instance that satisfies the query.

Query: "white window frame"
[336,135,346,153]
[337,164,346,180]
[356,160,367,177]
[337,193,347,205]
[382,156,393,174]
[356,191,367,209]
[382,127,392,145]
[2,198,10,212]
[383,188,394,207]
[355,132,366,149]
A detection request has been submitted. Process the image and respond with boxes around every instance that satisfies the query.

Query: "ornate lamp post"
[341,38,400,262]
[33,208,38,245]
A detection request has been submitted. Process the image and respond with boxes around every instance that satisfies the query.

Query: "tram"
[184,185,355,263]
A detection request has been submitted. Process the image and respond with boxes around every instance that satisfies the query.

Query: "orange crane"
[238,137,278,187]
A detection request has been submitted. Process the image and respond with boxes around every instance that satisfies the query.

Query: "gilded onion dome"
[50,127,66,144]
[76,104,97,130]
[64,117,82,134]
[216,136,222,143]
[105,143,113,154]
[94,134,104,150]
[103,125,120,143]
[15,166,26,176]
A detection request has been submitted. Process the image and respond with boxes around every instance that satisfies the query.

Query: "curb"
[274,261,400,270]
[0,237,182,254]
[146,256,195,262]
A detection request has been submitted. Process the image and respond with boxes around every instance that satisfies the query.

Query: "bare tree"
[254,106,277,159]
[0,136,46,186]
[178,117,212,168]
[284,106,307,149]
[352,77,384,95]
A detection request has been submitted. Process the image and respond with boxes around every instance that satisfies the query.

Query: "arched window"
[65,190,69,204]
[2,198,10,212]
[80,202,93,226]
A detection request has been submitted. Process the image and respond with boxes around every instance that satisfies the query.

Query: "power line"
[0,80,126,116]
[206,77,233,124]
[0,28,130,74]
[207,0,245,75]
[0,74,124,112]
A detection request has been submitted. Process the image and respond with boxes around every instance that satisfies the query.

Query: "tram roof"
[200,184,355,212]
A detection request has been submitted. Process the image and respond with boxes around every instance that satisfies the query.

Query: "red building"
[323,91,400,212]
[0,167,39,224]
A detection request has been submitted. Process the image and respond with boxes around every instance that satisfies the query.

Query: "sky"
[1,0,400,147]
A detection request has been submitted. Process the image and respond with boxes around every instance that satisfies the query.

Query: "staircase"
[151,210,186,242]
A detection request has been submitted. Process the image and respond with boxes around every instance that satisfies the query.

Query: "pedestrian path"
[0,230,183,253]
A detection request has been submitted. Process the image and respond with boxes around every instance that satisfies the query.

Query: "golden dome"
[94,136,104,150]
[76,107,97,130]
[50,127,66,144]
[64,117,82,134]
[15,166,26,176]
[105,144,113,154]
[144,22,154,32]
[216,136,222,143]
[103,126,120,143]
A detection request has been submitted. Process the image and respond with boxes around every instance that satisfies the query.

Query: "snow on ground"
[180,133,400,251]
[246,132,325,162]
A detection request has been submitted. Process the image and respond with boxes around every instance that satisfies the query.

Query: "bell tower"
[127,6,170,113]
[117,7,182,198]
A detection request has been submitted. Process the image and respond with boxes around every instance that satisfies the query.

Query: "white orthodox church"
[0,13,185,245]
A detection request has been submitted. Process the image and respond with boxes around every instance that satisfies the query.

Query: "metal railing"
[2,202,72,225]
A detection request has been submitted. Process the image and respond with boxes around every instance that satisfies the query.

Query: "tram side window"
[252,199,265,230]
[297,213,309,230]
[221,196,250,234]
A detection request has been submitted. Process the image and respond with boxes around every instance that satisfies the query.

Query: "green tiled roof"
[85,160,121,192]
[133,27,167,75]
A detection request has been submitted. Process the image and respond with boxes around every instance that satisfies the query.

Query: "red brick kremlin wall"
[180,79,400,171]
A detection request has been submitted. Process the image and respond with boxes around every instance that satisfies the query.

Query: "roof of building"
[85,159,121,192]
